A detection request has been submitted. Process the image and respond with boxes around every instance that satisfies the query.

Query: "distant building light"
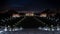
[51,14,55,16]
[40,13,47,17]
[25,13,34,16]
[12,14,20,18]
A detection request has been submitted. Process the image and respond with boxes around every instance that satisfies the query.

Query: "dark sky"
[0,0,60,10]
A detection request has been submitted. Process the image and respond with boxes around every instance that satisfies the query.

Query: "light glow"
[25,13,34,16]
[12,14,20,18]
[40,13,47,17]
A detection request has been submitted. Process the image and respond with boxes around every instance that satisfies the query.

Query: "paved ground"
[0,28,60,34]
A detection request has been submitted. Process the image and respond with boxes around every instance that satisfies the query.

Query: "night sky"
[0,0,60,10]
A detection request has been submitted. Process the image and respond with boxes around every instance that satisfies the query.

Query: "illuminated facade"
[40,13,47,17]
[25,12,34,16]
[12,14,20,18]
